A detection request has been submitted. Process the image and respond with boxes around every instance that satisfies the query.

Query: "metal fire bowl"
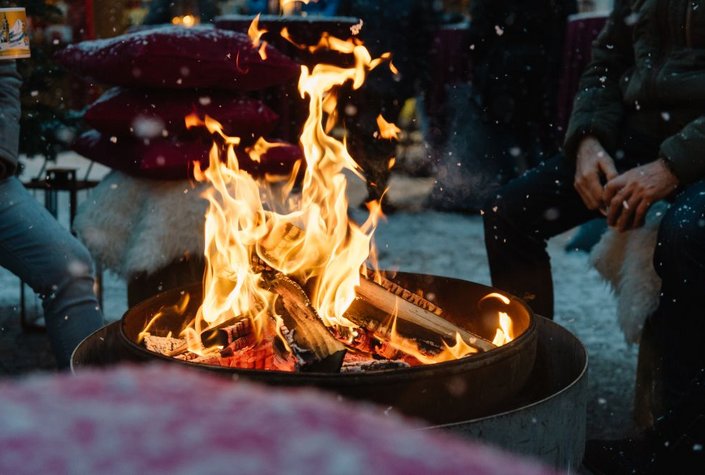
[115,272,537,425]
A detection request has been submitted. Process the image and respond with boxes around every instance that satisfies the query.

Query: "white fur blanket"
[589,202,667,344]
[74,171,208,279]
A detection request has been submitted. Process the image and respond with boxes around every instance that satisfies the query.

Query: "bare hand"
[603,159,679,231]
[574,136,618,211]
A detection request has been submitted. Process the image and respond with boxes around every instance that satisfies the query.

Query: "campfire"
[134,19,518,374]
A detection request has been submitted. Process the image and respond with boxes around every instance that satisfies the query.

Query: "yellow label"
[0,8,30,60]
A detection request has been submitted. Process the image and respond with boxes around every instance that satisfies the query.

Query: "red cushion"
[55,26,300,91]
[72,130,303,180]
[84,88,279,141]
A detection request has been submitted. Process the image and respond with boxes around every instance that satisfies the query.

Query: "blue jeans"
[0,177,103,368]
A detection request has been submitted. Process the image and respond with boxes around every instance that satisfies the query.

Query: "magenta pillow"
[56,26,300,91]
[84,88,279,141]
[73,130,303,180]
[0,365,553,475]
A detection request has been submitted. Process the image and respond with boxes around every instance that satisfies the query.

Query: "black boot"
[584,410,705,474]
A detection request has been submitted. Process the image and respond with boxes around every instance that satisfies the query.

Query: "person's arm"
[563,0,634,161]
[659,116,705,186]
[0,60,21,177]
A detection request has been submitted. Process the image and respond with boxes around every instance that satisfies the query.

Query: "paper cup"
[0,7,30,60]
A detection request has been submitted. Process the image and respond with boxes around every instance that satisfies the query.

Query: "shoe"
[584,416,705,474]
[583,436,658,474]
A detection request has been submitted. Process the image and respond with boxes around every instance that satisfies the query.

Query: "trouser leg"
[482,154,600,318]
[0,177,103,368]
[649,180,705,415]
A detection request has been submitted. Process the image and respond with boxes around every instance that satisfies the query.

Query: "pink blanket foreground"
[0,364,556,475]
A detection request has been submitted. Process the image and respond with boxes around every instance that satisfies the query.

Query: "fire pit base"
[72,316,586,470]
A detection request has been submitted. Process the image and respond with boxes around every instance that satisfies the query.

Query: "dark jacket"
[565,0,705,185]
[337,0,440,98]
[0,60,21,176]
[469,0,575,126]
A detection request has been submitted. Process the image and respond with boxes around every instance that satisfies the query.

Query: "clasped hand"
[574,136,679,231]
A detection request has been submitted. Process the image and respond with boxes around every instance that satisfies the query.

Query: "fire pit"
[117,272,536,425]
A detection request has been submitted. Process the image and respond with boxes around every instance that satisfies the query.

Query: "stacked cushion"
[59,26,303,180]
[84,88,280,141]
[55,26,300,91]
[73,130,304,180]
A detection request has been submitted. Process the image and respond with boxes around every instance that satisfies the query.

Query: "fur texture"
[75,171,207,278]
[589,202,666,343]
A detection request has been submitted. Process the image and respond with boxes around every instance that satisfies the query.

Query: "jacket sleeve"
[660,116,705,185]
[0,60,21,174]
[563,0,634,160]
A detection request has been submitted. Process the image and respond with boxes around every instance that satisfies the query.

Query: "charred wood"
[265,272,347,372]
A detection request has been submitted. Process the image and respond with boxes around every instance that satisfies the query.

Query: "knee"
[39,240,96,301]
[482,189,520,236]
[653,203,705,275]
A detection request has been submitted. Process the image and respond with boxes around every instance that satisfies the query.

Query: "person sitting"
[482,0,705,471]
[0,60,103,369]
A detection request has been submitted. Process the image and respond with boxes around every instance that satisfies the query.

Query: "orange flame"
[376,114,401,140]
[190,29,389,349]
[248,14,269,60]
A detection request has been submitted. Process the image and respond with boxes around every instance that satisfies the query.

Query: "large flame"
[179,23,515,366]
[190,31,387,350]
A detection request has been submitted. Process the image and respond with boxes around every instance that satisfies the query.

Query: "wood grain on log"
[353,278,496,352]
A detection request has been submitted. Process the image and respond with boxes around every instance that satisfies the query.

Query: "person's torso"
[622,0,705,123]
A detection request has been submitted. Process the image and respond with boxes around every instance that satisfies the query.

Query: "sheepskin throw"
[74,171,208,278]
[589,202,667,344]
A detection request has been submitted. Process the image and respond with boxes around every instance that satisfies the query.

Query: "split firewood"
[143,334,189,357]
[264,272,347,372]
[220,334,257,357]
[373,272,443,316]
[351,278,496,353]
[201,317,253,347]
[256,222,494,352]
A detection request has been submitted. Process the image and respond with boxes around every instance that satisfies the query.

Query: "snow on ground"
[1,153,638,441]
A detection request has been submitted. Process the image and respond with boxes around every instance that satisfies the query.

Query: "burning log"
[341,359,411,373]
[201,318,254,347]
[258,223,494,352]
[374,273,443,316]
[352,278,496,353]
[265,272,347,372]
[143,334,188,357]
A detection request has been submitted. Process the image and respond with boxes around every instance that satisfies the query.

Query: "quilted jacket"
[565,0,705,184]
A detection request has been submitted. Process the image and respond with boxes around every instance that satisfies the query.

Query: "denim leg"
[649,181,705,413]
[0,177,103,368]
[482,154,600,318]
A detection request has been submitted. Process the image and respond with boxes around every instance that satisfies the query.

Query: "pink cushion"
[73,130,303,180]
[0,365,555,475]
[84,88,279,141]
[55,26,300,91]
